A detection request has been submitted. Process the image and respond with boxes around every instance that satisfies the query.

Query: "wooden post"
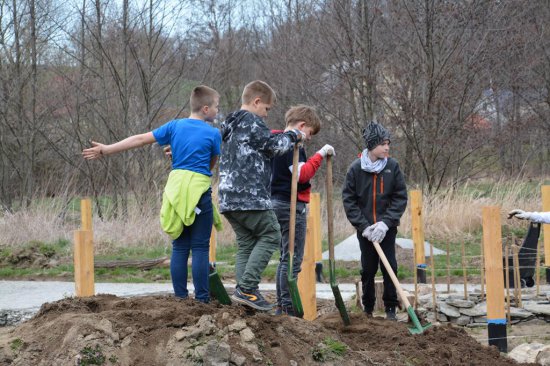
[81,198,93,232]
[74,230,95,297]
[298,220,317,321]
[462,241,468,300]
[310,193,322,263]
[430,241,437,319]
[410,190,426,283]
[209,228,216,263]
[542,186,550,283]
[482,206,507,353]
[513,245,522,307]
[505,244,511,325]
[446,242,451,293]
[480,239,485,301]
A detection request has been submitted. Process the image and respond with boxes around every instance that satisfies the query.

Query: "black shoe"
[385,306,397,321]
[282,305,298,317]
[231,287,273,311]
[364,308,373,318]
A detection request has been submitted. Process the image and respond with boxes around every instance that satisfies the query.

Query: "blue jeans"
[171,189,213,302]
[273,199,307,308]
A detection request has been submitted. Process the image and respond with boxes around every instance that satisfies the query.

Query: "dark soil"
[0,294,534,366]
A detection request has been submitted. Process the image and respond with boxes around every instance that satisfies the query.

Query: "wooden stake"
[74,230,95,297]
[542,186,550,272]
[482,206,507,352]
[513,244,522,307]
[309,193,322,263]
[480,238,485,301]
[410,190,426,283]
[81,198,93,231]
[505,244,511,325]
[462,241,468,300]
[430,241,436,319]
[446,242,451,293]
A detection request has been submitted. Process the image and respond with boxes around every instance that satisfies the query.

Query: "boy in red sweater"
[271,105,334,316]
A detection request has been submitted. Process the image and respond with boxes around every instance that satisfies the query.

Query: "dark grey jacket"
[342,157,407,232]
[219,110,298,212]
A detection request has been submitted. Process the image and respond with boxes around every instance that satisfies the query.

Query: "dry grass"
[0,178,546,250]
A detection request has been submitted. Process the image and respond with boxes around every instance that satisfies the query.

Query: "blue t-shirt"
[153,118,221,176]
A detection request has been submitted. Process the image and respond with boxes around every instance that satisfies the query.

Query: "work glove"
[508,209,532,220]
[362,226,373,240]
[317,144,335,158]
[369,221,389,243]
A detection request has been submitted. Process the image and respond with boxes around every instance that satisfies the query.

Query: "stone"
[536,345,550,366]
[508,343,546,364]
[473,316,486,323]
[466,323,486,328]
[290,360,298,366]
[452,315,471,326]
[230,353,246,366]
[509,307,533,319]
[459,303,487,317]
[202,340,231,366]
[437,302,461,318]
[240,328,255,343]
[523,301,550,316]
[445,298,475,308]
[228,319,247,332]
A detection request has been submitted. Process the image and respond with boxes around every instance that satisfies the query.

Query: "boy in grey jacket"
[219,80,303,311]
[342,122,407,320]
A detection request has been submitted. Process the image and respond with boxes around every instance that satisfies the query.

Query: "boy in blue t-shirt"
[82,85,221,303]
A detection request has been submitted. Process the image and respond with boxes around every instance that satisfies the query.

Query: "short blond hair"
[285,105,321,135]
[242,80,276,105]
[190,85,219,113]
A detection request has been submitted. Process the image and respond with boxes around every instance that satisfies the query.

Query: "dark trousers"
[273,199,307,308]
[357,227,399,312]
[171,189,212,302]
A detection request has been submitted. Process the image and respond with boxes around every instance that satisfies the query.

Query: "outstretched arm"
[82,132,156,160]
[508,209,550,224]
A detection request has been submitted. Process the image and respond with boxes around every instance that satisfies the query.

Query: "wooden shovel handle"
[373,241,411,309]
[326,155,335,261]
[288,144,300,255]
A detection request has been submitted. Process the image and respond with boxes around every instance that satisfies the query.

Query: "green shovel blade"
[406,306,432,335]
[209,270,231,305]
[287,256,304,318]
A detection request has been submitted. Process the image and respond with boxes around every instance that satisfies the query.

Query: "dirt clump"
[0,294,534,365]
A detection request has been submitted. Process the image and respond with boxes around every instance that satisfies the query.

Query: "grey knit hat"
[362,122,391,150]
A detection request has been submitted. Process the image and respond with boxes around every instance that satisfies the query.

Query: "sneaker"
[385,306,397,321]
[231,287,273,311]
[274,306,283,315]
[365,312,373,318]
[282,305,297,317]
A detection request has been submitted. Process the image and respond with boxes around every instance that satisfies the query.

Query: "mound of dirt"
[0,294,533,365]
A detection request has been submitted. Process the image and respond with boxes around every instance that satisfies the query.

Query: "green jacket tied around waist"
[160,169,223,240]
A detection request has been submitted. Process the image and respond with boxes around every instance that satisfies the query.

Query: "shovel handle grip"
[372,241,411,309]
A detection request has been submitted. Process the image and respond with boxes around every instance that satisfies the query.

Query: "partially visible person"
[342,121,407,321]
[271,104,334,317]
[218,80,304,311]
[82,85,222,303]
[508,210,550,224]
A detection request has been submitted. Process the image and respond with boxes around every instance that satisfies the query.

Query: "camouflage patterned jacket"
[218,110,299,212]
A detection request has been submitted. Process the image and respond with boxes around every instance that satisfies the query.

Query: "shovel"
[326,154,351,326]
[372,241,432,334]
[287,143,304,318]
[208,227,231,305]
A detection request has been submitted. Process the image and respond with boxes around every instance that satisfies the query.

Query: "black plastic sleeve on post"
[488,322,507,353]
[416,266,427,284]
[546,267,550,284]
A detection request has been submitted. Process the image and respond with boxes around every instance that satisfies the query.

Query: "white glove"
[369,221,389,243]
[362,226,373,239]
[508,209,531,220]
[317,144,335,158]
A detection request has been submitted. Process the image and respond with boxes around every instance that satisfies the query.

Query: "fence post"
[482,206,507,353]
[410,190,426,283]
[298,196,319,321]
[74,198,95,297]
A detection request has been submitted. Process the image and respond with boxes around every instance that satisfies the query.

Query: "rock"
[228,319,247,332]
[459,303,487,317]
[426,312,448,322]
[446,298,475,308]
[451,316,471,326]
[230,353,246,366]
[508,343,546,364]
[466,323,486,328]
[96,318,119,341]
[523,302,550,316]
[239,328,255,343]
[473,316,486,323]
[536,345,550,366]
[290,360,298,366]
[202,340,230,366]
[437,302,461,318]
[222,312,230,321]
[177,315,217,340]
[174,330,186,341]
[509,307,533,319]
